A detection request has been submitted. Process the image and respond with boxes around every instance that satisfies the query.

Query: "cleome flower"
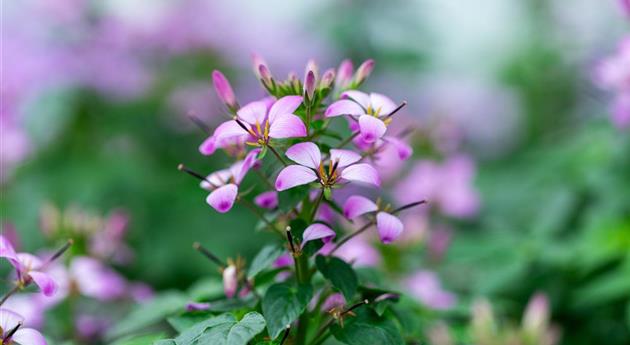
[200,149,260,213]
[325,90,402,143]
[0,309,47,345]
[342,195,404,243]
[0,236,56,297]
[275,142,380,193]
[199,96,306,155]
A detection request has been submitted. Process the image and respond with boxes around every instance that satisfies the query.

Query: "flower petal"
[301,223,336,248]
[70,257,126,301]
[231,149,260,184]
[214,120,248,141]
[286,142,321,169]
[329,149,361,168]
[383,136,412,160]
[254,191,279,209]
[325,100,365,117]
[202,168,232,190]
[343,195,378,219]
[29,271,57,296]
[237,100,268,125]
[275,165,318,191]
[198,135,218,156]
[268,113,307,139]
[369,93,397,115]
[222,265,238,298]
[0,308,24,332]
[212,70,237,109]
[341,90,370,109]
[206,184,238,213]
[358,115,387,143]
[376,212,404,244]
[0,235,19,267]
[268,95,303,123]
[340,163,380,187]
[13,328,48,345]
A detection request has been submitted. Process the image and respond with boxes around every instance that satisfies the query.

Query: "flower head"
[275,142,380,192]
[212,70,238,111]
[254,191,279,209]
[403,270,456,310]
[342,195,404,244]
[0,308,47,345]
[0,236,56,297]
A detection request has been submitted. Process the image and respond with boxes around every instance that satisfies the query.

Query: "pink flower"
[0,309,47,345]
[68,257,127,301]
[254,191,279,209]
[619,0,630,16]
[212,70,238,111]
[342,195,404,244]
[2,294,44,329]
[404,270,456,310]
[335,60,354,89]
[186,302,211,312]
[326,91,398,143]
[322,293,346,311]
[76,314,110,339]
[330,236,381,267]
[301,223,336,248]
[0,236,56,297]
[275,142,380,192]
[611,92,630,129]
[354,59,375,85]
[199,96,306,156]
[201,149,260,213]
[222,264,238,299]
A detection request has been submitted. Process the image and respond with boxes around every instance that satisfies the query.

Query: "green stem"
[268,145,288,166]
[329,221,374,255]
[336,132,359,149]
[0,285,21,306]
[309,190,325,223]
[306,104,312,137]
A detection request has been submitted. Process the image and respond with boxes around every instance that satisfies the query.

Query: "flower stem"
[0,285,21,307]
[309,190,325,223]
[328,221,374,255]
[336,132,359,149]
[239,198,279,233]
[268,145,288,166]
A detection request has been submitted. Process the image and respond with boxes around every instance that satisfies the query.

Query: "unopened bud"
[354,59,375,85]
[251,53,267,78]
[320,69,336,89]
[212,70,238,110]
[304,59,319,80]
[304,70,316,101]
[523,293,549,334]
[336,59,353,88]
[222,265,238,299]
[258,64,273,87]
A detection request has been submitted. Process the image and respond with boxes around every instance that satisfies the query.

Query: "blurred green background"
[2,0,629,344]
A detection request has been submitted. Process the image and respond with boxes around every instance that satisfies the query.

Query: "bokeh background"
[2,0,629,344]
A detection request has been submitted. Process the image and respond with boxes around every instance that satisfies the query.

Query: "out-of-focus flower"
[471,299,497,345]
[186,302,211,312]
[275,142,380,192]
[523,293,550,335]
[0,119,31,183]
[320,235,381,267]
[66,257,127,301]
[75,314,110,340]
[199,149,260,213]
[2,294,44,329]
[326,91,400,143]
[222,264,238,299]
[200,96,306,155]
[335,60,354,90]
[354,59,375,86]
[404,270,456,310]
[90,210,133,264]
[301,224,336,248]
[129,282,155,303]
[212,70,239,112]
[0,309,47,345]
[254,191,279,210]
[620,0,630,16]
[428,322,454,345]
[595,37,630,129]
[428,225,453,261]
[322,293,346,312]
[395,155,479,219]
[0,236,56,297]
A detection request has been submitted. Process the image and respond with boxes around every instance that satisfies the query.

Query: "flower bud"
[336,59,353,88]
[251,53,267,77]
[222,264,238,298]
[304,70,316,101]
[212,70,238,111]
[304,59,319,80]
[354,59,375,85]
[523,293,549,334]
[258,64,273,88]
[320,69,336,90]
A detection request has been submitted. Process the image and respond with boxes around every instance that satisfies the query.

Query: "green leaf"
[262,282,313,339]
[154,341,176,345]
[110,333,166,345]
[316,255,358,301]
[278,185,310,212]
[174,312,266,345]
[247,245,285,280]
[107,292,188,339]
[330,307,404,345]
[168,313,214,332]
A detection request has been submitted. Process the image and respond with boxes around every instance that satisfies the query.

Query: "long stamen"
[286,226,297,254]
[3,321,22,341]
[187,113,211,134]
[47,239,74,264]
[279,325,291,345]
[193,242,226,268]
[385,101,407,118]
[178,164,218,188]
[392,200,427,214]
[235,118,258,137]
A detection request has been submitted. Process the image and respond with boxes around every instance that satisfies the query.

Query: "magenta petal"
[376,212,403,244]
[254,191,279,209]
[212,70,237,109]
[341,90,370,109]
[231,149,260,184]
[268,95,303,123]
[286,142,321,169]
[237,101,268,125]
[29,271,57,296]
[358,115,387,143]
[369,93,397,115]
[70,257,126,301]
[383,136,412,160]
[340,163,380,187]
[214,120,248,141]
[269,113,307,139]
[343,195,378,219]
[325,100,365,117]
[329,149,361,168]
[275,165,318,191]
[301,223,336,248]
[206,184,238,213]
[186,302,211,312]
[12,328,48,345]
[199,135,218,156]
[0,235,18,266]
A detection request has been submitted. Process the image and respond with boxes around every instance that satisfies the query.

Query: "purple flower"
[342,195,404,244]
[2,294,44,329]
[326,91,398,143]
[254,191,279,209]
[335,59,354,89]
[275,142,380,192]
[222,264,238,299]
[354,59,375,85]
[0,309,47,345]
[619,0,630,16]
[0,236,56,297]
[321,293,346,311]
[330,236,381,267]
[201,149,260,213]
[68,257,127,301]
[75,314,110,339]
[199,96,306,156]
[212,70,238,111]
[595,36,630,129]
[273,253,294,268]
[301,223,336,248]
[186,302,211,312]
[403,270,456,310]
